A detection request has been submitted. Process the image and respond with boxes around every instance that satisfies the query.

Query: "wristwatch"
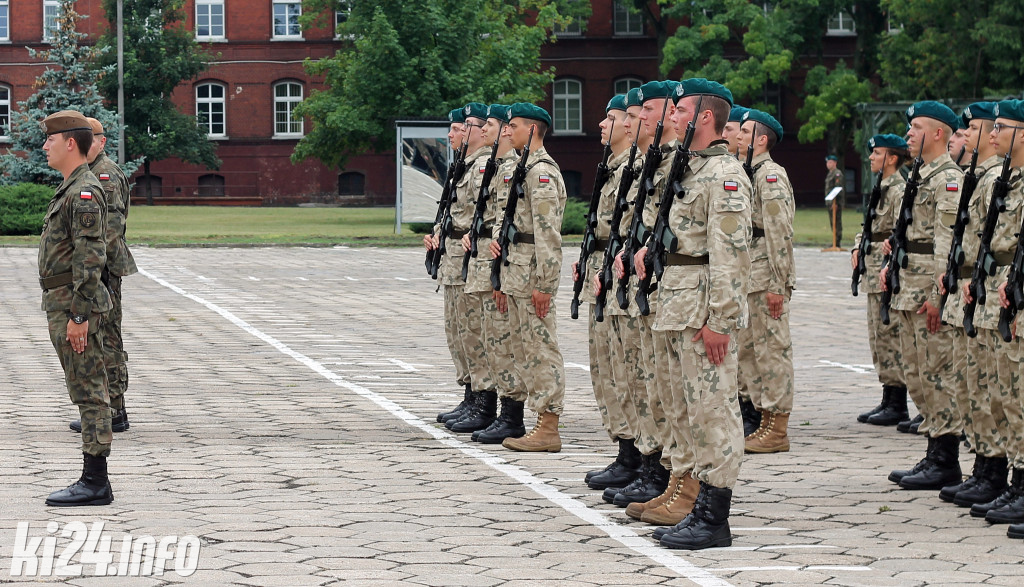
[69,313,87,324]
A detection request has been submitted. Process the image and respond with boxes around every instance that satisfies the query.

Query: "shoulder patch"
[80,191,93,200]
[98,173,111,181]
[723,181,739,192]
[538,175,550,183]
[766,175,778,183]
[80,212,96,228]
[504,175,511,183]
[479,166,486,173]
[946,183,959,191]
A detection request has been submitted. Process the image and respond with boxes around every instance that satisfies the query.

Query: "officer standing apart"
[489,103,568,452]
[637,79,751,550]
[37,110,115,507]
[825,155,845,247]
[68,117,138,435]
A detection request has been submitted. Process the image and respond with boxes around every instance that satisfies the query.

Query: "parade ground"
[1,244,1022,586]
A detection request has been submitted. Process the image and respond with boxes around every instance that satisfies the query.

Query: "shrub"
[560,197,588,235]
[0,183,52,235]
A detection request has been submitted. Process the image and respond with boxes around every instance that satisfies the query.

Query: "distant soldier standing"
[825,155,844,246]
[37,109,115,507]
[721,105,748,156]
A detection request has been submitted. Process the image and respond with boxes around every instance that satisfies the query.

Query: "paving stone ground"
[1,244,1022,586]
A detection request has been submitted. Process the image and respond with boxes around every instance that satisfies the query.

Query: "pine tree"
[0,0,140,187]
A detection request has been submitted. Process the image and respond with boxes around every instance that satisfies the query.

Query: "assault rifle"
[570,119,615,320]
[879,139,925,325]
[615,97,671,310]
[426,125,473,279]
[998,211,1024,342]
[635,96,703,316]
[461,121,504,282]
[490,126,535,291]
[939,130,983,314]
[955,145,967,166]
[852,170,884,297]
[742,123,756,181]
[594,136,640,321]
[964,132,1016,337]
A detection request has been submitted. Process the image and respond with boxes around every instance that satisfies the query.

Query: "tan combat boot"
[502,412,561,452]
[640,472,700,525]
[744,411,790,453]
[626,472,679,520]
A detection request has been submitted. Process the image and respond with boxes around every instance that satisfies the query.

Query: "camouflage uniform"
[826,166,845,244]
[1007,316,1024,471]
[39,164,113,457]
[890,152,963,438]
[736,153,795,414]
[653,142,751,489]
[493,146,566,416]
[90,152,138,412]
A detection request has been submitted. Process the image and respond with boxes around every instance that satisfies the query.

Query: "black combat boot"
[985,468,1024,524]
[1008,523,1024,539]
[740,398,761,437]
[897,413,923,434]
[889,437,932,484]
[955,456,1008,507]
[45,453,114,507]
[608,452,670,507]
[899,434,962,490]
[940,453,982,503]
[587,438,642,490]
[857,386,889,423]
[472,397,525,443]
[660,482,733,550]
[70,408,129,434]
[445,390,483,429]
[437,383,473,423]
[450,390,497,433]
[866,385,908,426]
[970,468,1021,518]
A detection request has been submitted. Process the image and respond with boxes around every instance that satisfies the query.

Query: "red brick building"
[0,1,859,206]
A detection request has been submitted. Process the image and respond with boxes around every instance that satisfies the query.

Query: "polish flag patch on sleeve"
[538,175,550,183]
[766,175,778,183]
[79,191,93,199]
[723,181,739,191]
[98,173,111,181]
[504,175,512,183]
[479,166,486,173]
[946,183,959,191]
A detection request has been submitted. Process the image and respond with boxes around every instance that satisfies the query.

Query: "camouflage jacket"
[90,152,138,277]
[653,141,752,335]
[854,171,905,295]
[747,152,795,295]
[629,141,677,316]
[464,151,516,294]
[38,164,111,316]
[581,148,629,304]
[973,165,1024,330]
[891,152,963,312]
[439,146,490,286]
[825,167,845,202]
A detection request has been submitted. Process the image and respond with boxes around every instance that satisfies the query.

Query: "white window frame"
[827,11,856,36]
[613,1,643,36]
[43,0,59,42]
[553,78,583,135]
[887,16,903,34]
[554,16,583,38]
[0,0,10,42]
[195,0,225,41]
[272,0,303,40]
[273,82,304,138]
[196,82,227,138]
[334,1,353,39]
[0,85,11,141]
[614,77,642,96]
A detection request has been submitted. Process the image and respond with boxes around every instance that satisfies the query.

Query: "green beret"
[962,102,997,128]
[637,81,680,104]
[906,100,958,131]
[728,106,749,123]
[674,78,734,107]
[606,94,628,113]
[508,102,551,127]
[486,104,509,123]
[463,102,488,121]
[825,155,838,162]
[868,133,908,151]
[995,99,1024,123]
[448,108,466,124]
[625,88,642,108]
[741,109,783,144]
[40,110,92,135]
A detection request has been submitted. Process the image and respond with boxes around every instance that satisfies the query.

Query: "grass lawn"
[0,206,864,248]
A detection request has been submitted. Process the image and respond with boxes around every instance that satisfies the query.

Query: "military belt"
[905,241,934,255]
[751,227,765,239]
[516,233,536,245]
[994,251,1015,266]
[870,232,890,243]
[594,238,609,252]
[450,229,468,239]
[664,253,710,267]
[40,272,73,290]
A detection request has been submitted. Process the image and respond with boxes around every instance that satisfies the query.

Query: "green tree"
[292,0,580,170]
[0,0,134,186]
[95,0,221,204]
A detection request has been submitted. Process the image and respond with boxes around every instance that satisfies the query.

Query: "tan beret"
[40,110,92,135]
[86,117,104,135]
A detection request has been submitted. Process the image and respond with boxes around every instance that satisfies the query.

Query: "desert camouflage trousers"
[969,329,1019,459]
[894,309,960,437]
[507,294,565,416]
[101,276,129,410]
[960,332,990,456]
[459,290,497,393]
[476,292,524,401]
[588,306,640,442]
[737,291,794,413]
[660,327,743,489]
[47,310,112,457]
[1003,335,1024,469]
[635,314,670,460]
[443,284,470,387]
[866,291,904,387]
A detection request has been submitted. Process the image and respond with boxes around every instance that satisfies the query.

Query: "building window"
[887,16,903,34]
[196,82,226,137]
[134,175,163,199]
[614,77,642,96]
[554,13,584,38]
[196,0,224,40]
[0,0,9,41]
[335,0,353,38]
[827,11,855,36]
[613,1,643,36]
[338,171,365,196]
[198,174,226,197]
[272,0,302,39]
[0,85,10,141]
[562,170,581,198]
[43,0,59,42]
[274,82,303,137]
[553,78,582,134]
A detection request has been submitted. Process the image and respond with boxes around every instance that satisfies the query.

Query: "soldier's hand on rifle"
[851,251,858,270]
[532,290,551,319]
[423,234,437,251]
[592,274,602,296]
[693,325,729,366]
[614,251,625,279]
[766,292,784,320]
[999,281,1010,309]
[493,290,507,314]
[962,283,973,305]
[571,261,579,282]
[461,233,471,250]
[881,239,892,256]
[918,301,941,334]
[634,247,649,280]
[489,240,501,259]
[938,273,947,295]
[879,267,889,291]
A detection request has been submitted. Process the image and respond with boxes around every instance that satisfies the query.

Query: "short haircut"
[532,120,548,139]
[887,148,910,168]
[705,96,731,136]
[62,129,92,156]
[754,121,778,150]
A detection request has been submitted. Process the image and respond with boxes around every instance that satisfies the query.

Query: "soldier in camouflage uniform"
[67,118,138,435]
[825,156,845,247]
[734,109,796,454]
[853,134,910,427]
[37,110,115,507]
[721,105,748,156]
[881,101,964,491]
[488,103,567,452]
[948,121,969,165]
[637,79,751,550]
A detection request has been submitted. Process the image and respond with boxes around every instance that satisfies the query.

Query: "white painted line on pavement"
[140,266,734,587]
[816,359,874,374]
[732,527,790,531]
[565,362,591,372]
[388,358,420,372]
